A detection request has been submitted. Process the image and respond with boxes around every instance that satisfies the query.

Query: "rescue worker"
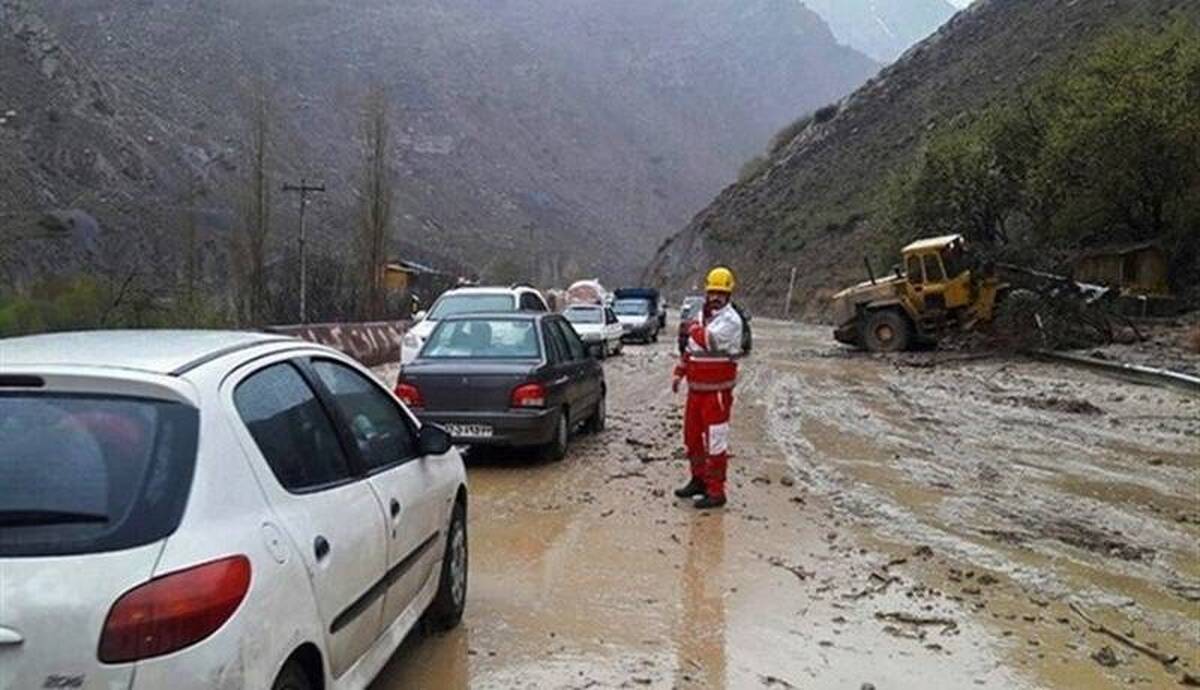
[672,267,743,509]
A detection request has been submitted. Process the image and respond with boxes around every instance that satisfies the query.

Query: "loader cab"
[901,234,973,313]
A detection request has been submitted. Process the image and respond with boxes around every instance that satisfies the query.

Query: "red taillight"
[511,382,546,408]
[98,555,251,664]
[395,381,424,408]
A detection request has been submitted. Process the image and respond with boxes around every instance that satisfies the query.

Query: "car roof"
[0,330,298,375]
[441,286,526,296]
[438,311,548,321]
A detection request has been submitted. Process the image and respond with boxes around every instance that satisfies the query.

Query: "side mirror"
[417,424,452,456]
[413,310,428,322]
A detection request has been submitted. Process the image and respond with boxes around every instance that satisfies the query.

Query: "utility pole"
[784,266,798,319]
[524,222,536,284]
[282,178,326,323]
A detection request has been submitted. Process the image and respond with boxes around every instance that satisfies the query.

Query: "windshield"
[422,319,541,359]
[0,394,199,557]
[429,294,517,320]
[613,299,650,316]
[564,307,603,325]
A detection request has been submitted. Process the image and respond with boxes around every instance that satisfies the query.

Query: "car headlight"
[403,332,424,349]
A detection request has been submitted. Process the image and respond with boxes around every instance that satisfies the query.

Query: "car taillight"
[98,556,251,664]
[511,382,546,408]
[395,382,424,408]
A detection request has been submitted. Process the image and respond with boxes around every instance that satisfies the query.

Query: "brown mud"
[371,320,1198,689]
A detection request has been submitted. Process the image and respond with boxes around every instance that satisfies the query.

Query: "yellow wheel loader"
[831,234,1007,352]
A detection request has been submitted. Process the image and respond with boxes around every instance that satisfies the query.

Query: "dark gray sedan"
[394,312,606,461]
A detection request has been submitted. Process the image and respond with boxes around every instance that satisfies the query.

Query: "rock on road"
[370,319,1199,689]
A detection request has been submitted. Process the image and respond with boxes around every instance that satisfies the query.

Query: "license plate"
[444,424,494,439]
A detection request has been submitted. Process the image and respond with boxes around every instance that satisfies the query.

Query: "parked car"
[563,304,624,358]
[614,288,666,330]
[0,331,468,690]
[677,295,706,353]
[612,297,660,343]
[395,312,606,461]
[402,284,549,364]
[679,295,705,323]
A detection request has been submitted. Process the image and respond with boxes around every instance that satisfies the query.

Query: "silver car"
[1,331,468,690]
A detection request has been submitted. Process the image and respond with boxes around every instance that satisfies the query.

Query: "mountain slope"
[1,0,877,302]
[803,0,957,63]
[645,0,1198,317]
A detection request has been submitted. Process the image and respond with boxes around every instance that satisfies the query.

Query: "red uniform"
[674,304,742,499]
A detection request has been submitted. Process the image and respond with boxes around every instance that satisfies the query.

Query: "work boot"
[693,494,727,509]
[674,478,706,499]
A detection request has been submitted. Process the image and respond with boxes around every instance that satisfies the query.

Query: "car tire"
[426,500,468,631]
[272,660,313,690]
[541,409,569,462]
[650,329,659,344]
[861,309,912,353]
[598,342,608,360]
[586,392,606,433]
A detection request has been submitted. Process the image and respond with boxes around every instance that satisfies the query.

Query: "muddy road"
[372,320,1198,689]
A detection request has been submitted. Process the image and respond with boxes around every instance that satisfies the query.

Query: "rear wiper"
[0,510,109,527]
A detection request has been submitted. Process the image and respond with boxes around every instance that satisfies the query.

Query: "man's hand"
[672,375,683,394]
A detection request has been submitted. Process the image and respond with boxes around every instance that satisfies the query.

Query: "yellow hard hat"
[705,267,735,294]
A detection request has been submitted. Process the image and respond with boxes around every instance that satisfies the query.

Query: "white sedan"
[563,304,624,358]
[0,330,468,690]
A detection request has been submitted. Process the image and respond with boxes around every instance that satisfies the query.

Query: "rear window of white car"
[0,394,199,557]
[564,307,602,324]
[428,294,516,319]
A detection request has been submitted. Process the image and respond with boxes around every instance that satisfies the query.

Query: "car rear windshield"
[428,294,516,319]
[564,307,602,324]
[613,299,650,315]
[0,394,199,557]
[423,319,541,359]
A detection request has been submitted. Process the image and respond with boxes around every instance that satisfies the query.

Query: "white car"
[402,285,550,364]
[0,331,468,690]
[563,304,624,358]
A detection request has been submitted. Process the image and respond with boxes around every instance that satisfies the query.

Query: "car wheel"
[586,392,606,433]
[650,329,659,344]
[427,500,468,630]
[272,660,313,690]
[541,409,569,462]
[598,341,608,360]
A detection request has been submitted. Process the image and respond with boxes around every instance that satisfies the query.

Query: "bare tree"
[232,82,273,325]
[356,85,394,320]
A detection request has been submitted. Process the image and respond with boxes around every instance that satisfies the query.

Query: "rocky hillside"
[0,0,877,299]
[803,0,957,63]
[646,0,1197,317]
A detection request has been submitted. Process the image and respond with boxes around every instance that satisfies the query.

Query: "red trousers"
[684,388,733,498]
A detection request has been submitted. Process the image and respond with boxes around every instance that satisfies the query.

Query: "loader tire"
[861,309,912,353]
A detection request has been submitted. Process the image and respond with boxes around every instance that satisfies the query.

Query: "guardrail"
[266,320,411,367]
[1031,349,1200,395]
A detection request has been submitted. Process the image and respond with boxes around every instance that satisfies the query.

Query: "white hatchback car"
[0,331,468,690]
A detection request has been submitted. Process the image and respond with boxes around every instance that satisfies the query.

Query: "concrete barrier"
[267,320,411,367]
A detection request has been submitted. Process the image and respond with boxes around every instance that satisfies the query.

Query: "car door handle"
[314,536,330,561]
[390,498,402,518]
